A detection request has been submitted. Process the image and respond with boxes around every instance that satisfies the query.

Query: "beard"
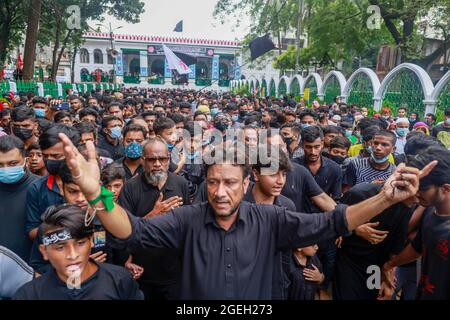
[144,171,168,186]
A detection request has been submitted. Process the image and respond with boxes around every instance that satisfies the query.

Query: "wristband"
[87,186,115,212]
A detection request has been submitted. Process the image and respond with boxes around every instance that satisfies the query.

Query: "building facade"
[75,32,242,90]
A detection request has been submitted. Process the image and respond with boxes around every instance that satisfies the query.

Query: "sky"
[98,0,251,41]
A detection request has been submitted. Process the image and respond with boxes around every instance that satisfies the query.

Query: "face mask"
[167,143,175,152]
[328,154,346,165]
[214,121,229,133]
[124,142,143,159]
[345,130,353,138]
[109,126,122,139]
[231,115,239,122]
[34,108,46,118]
[396,127,409,137]
[239,110,248,118]
[44,159,65,176]
[446,118,450,125]
[408,118,416,124]
[13,127,34,141]
[0,164,25,184]
[210,108,219,117]
[206,115,212,122]
[124,118,131,125]
[283,137,293,147]
[370,150,389,164]
[382,115,390,119]
[301,123,311,129]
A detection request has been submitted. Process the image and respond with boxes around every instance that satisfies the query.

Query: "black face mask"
[13,127,34,141]
[328,154,346,165]
[239,110,248,118]
[44,159,65,176]
[283,137,293,147]
[214,121,229,133]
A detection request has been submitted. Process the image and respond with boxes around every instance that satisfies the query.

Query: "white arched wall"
[319,70,347,98]
[342,68,381,104]
[278,76,290,96]
[431,70,450,101]
[374,63,434,112]
[301,73,323,97]
[289,75,304,96]
[267,76,279,97]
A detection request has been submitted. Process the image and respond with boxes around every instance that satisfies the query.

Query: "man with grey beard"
[118,137,189,300]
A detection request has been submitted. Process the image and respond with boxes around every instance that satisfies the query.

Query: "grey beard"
[144,171,168,186]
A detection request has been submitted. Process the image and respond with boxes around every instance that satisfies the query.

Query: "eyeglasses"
[143,156,170,165]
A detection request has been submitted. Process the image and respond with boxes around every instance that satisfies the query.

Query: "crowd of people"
[0,86,448,300]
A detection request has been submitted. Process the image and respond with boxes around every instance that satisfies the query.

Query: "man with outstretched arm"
[58,133,436,300]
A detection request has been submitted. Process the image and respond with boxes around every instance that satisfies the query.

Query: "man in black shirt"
[98,116,124,160]
[114,124,145,181]
[118,137,189,300]
[13,205,142,300]
[381,146,450,300]
[58,133,435,300]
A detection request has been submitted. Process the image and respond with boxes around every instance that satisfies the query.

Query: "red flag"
[0,66,4,81]
[17,54,23,70]
[96,70,101,82]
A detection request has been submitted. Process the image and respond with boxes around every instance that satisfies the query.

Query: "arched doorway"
[151,59,164,77]
[129,59,140,76]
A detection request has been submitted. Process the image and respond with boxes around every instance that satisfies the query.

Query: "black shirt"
[113,157,144,181]
[98,133,124,160]
[411,210,450,300]
[294,156,342,200]
[108,201,349,299]
[281,163,324,213]
[0,171,38,262]
[288,254,322,300]
[13,261,143,300]
[118,173,189,285]
[333,183,412,300]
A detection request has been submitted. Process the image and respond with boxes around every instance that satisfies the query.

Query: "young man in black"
[58,133,434,299]
[13,205,143,300]
[114,124,145,181]
[381,146,450,300]
[11,106,39,149]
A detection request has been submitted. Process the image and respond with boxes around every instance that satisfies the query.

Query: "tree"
[369,0,450,69]
[23,0,42,80]
[0,0,28,68]
[37,0,145,81]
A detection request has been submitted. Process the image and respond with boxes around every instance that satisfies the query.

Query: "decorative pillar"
[423,99,437,116]
[139,50,148,84]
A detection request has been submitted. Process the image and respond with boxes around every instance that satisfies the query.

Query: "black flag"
[173,20,183,32]
[249,33,275,60]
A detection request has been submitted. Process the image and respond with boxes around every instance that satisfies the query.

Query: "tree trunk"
[54,29,73,81]
[0,20,12,68]
[22,0,42,80]
[50,12,62,81]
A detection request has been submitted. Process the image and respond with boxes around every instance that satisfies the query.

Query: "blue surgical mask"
[231,115,239,122]
[301,123,311,129]
[167,143,175,152]
[345,130,353,138]
[396,127,409,137]
[109,126,122,139]
[0,164,25,184]
[370,149,390,164]
[124,142,143,159]
[34,108,46,118]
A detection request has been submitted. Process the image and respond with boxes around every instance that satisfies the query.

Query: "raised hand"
[59,133,101,200]
[145,193,184,218]
[382,161,438,204]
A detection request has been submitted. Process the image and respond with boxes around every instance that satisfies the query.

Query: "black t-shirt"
[118,173,189,285]
[339,183,412,264]
[411,210,450,300]
[288,254,322,300]
[13,261,143,300]
[243,184,296,211]
[281,163,324,213]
